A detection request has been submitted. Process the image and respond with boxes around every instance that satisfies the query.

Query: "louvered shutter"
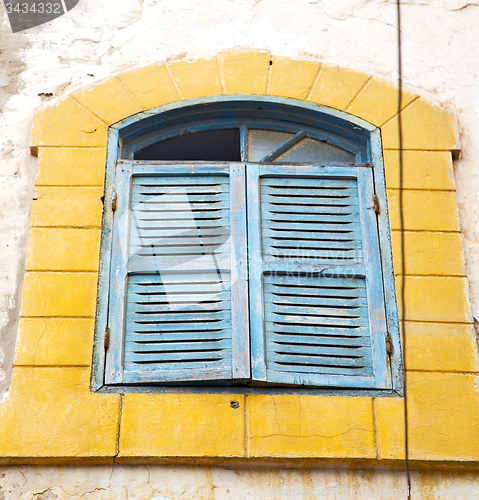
[105,163,249,384]
[248,163,391,388]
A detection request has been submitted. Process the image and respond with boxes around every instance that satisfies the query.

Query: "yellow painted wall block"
[391,232,466,276]
[118,65,180,110]
[27,228,101,272]
[268,57,320,99]
[0,368,119,458]
[407,372,479,460]
[375,373,479,460]
[218,50,270,95]
[247,395,375,458]
[15,318,95,366]
[36,148,106,186]
[31,98,107,147]
[21,272,98,317]
[347,79,417,127]
[31,187,103,227]
[119,394,245,458]
[387,190,460,231]
[404,322,479,372]
[373,397,405,460]
[308,65,369,111]
[72,77,143,126]
[382,98,460,150]
[383,151,455,191]
[395,276,472,323]
[168,58,222,99]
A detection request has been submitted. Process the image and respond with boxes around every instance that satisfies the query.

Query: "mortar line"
[345,76,373,111]
[306,63,324,101]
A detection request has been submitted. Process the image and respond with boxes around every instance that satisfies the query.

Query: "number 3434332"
[5,3,62,14]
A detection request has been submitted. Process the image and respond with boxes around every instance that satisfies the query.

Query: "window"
[95,98,400,391]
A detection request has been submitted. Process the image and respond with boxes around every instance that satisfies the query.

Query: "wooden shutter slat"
[127,320,232,333]
[260,195,357,206]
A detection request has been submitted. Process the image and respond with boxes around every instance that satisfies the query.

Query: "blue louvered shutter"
[105,163,249,384]
[248,163,391,388]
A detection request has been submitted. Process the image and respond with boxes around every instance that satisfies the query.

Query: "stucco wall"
[2,0,479,397]
[2,465,479,499]
[1,0,479,496]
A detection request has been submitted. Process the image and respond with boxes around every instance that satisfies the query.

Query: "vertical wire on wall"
[397,1,412,499]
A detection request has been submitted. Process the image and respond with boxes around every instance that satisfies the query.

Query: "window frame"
[91,95,402,396]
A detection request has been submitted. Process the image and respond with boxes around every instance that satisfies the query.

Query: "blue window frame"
[92,97,401,394]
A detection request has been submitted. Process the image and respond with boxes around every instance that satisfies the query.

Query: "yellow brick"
[405,322,479,372]
[375,373,479,461]
[395,276,472,323]
[384,151,455,191]
[21,272,98,317]
[382,98,460,150]
[31,187,103,227]
[118,64,180,110]
[168,58,222,99]
[218,50,270,95]
[36,148,106,186]
[308,65,369,111]
[391,232,466,276]
[31,98,108,147]
[348,78,417,126]
[247,395,375,458]
[0,368,119,458]
[27,228,101,272]
[268,57,320,99]
[72,77,144,126]
[387,190,460,231]
[119,394,245,457]
[15,318,95,366]
[373,397,405,460]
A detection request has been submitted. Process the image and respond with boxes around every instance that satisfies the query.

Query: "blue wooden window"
[93,97,401,392]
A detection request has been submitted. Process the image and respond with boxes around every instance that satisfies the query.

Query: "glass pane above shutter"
[248,130,293,162]
[275,137,355,163]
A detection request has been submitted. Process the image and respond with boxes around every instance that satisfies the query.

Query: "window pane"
[275,138,355,163]
[135,129,241,161]
[248,130,293,162]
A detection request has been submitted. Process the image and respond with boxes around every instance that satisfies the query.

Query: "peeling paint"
[0,0,478,485]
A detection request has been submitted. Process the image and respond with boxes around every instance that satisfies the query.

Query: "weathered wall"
[1,465,479,499]
[2,0,479,397]
[1,0,479,496]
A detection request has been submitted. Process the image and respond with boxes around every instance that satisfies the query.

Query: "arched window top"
[97,93,400,391]
[116,96,375,162]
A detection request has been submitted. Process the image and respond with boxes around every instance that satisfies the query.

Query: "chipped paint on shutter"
[248,163,390,388]
[105,163,249,384]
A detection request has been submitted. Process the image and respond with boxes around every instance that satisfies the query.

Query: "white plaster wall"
[1,465,479,500]
[1,0,479,496]
[0,0,478,389]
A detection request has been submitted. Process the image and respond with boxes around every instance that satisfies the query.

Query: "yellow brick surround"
[1,50,478,465]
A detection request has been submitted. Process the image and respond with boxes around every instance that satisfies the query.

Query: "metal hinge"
[372,195,380,215]
[111,192,117,213]
[385,331,393,356]
[104,326,110,350]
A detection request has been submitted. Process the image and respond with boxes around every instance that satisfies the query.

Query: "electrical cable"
[397,1,412,499]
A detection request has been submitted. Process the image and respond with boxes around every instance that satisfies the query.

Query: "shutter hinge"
[372,195,380,215]
[111,192,117,213]
[104,326,110,350]
[385,331,393,356]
